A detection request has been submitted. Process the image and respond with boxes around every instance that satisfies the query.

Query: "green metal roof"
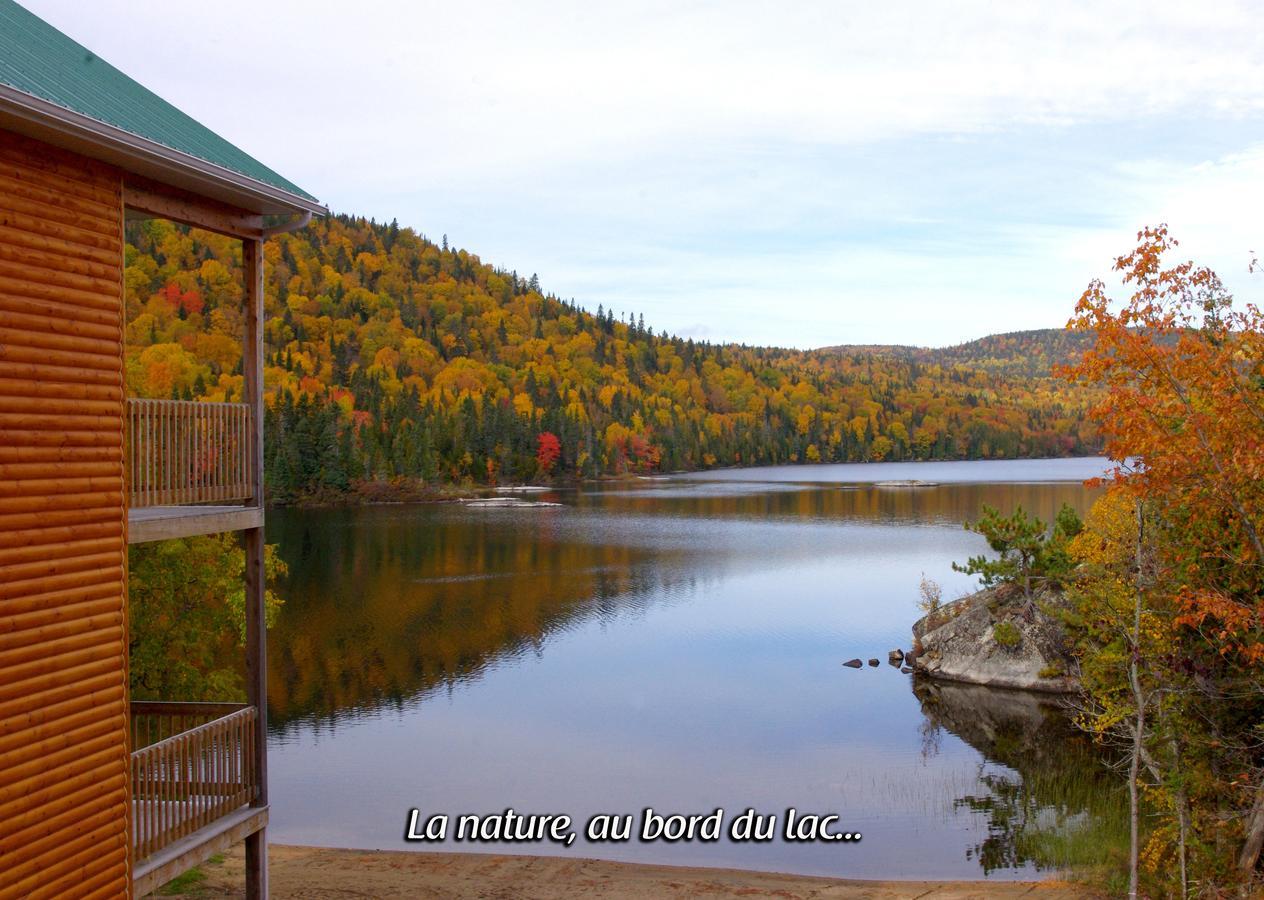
[0,0,318,204]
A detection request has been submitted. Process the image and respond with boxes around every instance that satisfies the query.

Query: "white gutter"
[262,210,314,238]
[0,83,327,218]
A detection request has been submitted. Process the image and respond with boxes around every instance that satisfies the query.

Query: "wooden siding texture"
[0,130,131,899]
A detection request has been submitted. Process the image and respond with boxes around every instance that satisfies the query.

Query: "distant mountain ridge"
[819,329,1097,379]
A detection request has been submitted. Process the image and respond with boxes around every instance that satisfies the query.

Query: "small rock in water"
[842,658,863,669]
[901,666,914,674]
[868,658,880,667]
[888,648,905,665]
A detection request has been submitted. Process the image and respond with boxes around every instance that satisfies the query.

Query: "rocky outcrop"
[911,584,1078,693]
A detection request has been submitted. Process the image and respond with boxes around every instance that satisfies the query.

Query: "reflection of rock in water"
[915,679,1128,876]
[916,679,1070,761]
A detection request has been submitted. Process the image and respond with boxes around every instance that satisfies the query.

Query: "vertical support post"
[119,179,135,900]
[241,237,268,899]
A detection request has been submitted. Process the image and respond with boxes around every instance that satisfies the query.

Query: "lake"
[263,457,1127,880]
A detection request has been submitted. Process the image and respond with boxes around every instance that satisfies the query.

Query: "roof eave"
[0,83,327,218]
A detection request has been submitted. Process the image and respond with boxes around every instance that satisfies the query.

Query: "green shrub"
[953,502,1083,597]
[992,620,1021,648]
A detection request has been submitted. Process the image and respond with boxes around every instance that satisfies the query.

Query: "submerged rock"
[911,584,1078,693]
[867,658,880,667]
[842,658,863,668]
[901,666,914,674]
[462,497,563,508]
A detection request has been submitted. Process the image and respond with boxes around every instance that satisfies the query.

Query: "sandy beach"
[166,844,1099,899]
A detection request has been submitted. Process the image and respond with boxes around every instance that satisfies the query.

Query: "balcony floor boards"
[131,804,267,896]
[128,505,262,543]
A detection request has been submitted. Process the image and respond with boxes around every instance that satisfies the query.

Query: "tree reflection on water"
[914,679,1129,875]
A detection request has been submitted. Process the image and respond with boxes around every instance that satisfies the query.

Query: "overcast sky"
[24,0,1264,348]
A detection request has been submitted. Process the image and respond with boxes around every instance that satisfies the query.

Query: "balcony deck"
[133,805,268,896]
[129,702,265,895]
[126,398,261,542]
[128,504,263,543]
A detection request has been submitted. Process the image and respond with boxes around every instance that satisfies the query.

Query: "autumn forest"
[122,214,1097,500]
[122,203,1264,897]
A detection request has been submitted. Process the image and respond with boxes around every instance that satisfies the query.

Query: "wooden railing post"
[128,703,254,863]
[241,236,268,899]
[125,399,253,507]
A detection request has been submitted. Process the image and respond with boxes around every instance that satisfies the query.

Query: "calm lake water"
[263,457,1127,880]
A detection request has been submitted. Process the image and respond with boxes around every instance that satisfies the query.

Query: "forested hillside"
[123,214,1095,501]
[823,329,1099,378]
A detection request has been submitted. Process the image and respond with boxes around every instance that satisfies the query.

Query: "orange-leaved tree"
[1064,225,1264,884]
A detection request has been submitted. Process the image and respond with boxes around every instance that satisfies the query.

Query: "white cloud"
[22,0,1264,346]
[1118,146,1264,276]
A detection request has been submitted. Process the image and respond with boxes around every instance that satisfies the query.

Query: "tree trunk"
[1173,740,1188,899]
[1127,500,1145,900]
[1177,794,1189,899]
[1128,665,1143,900]
[1146,723,1190,898]
[1240,780,1264,876]
[1139,739,1188,898]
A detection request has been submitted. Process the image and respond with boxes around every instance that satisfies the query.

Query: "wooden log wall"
[0,130,131,899]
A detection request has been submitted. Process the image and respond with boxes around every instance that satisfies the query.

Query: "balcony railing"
[127,399,254,507]
[130,702,259,864]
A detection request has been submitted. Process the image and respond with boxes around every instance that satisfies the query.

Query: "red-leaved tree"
[536,432,561,475]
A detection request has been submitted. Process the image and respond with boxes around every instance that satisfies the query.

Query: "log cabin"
[0,1,325,896]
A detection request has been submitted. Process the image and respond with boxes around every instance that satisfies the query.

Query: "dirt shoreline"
[170,843,1099,898]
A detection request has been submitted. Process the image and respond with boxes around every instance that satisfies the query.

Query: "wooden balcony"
[129,702,266,895]
[126,398,262,542]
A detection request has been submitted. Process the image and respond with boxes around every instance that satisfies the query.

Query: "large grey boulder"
[910,584,1078,693]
